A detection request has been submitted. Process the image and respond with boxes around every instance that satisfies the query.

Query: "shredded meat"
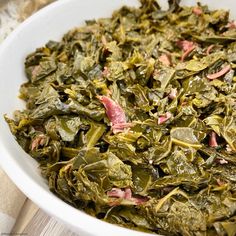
[206,45,215,55]
[158,112,172,125]
[207,65,231,80]
[209,131,218,148]
[98,96,129,133]
[107,187,148,205]
[31,134,47,151]
[159,53,171,66]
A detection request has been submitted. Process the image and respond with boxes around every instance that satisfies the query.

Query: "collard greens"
[5,0,236,235]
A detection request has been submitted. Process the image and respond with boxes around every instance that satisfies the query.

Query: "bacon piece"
[206,45,215,55]
[209,131,218,148]
[177,40,195,52]
[158,112,172,125]
[168,88,177,100]
[176,40,196,62]
[98,96,126,124]
[107,187,148,205]
[107,188,125,198]
[181,45,196,62]
[226,20,236,29]
[124,188,132,199]
[207,65,231,80]
[159,54,171,66]
[98,96,128,133]
[193,7,203,16]
[31,134,47,151]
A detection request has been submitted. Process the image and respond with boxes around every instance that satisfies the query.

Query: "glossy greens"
[5,0,236,235]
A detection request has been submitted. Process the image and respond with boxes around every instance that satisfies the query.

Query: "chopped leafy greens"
[5,0,236,235]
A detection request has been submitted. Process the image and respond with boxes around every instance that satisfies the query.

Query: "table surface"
[12,199,79,236]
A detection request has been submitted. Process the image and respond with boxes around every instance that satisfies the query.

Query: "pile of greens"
[5,0,236,235]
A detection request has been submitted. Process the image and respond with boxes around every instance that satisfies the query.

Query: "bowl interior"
[0,0,236,235]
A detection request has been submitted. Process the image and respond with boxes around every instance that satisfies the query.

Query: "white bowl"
[0,0,236,235]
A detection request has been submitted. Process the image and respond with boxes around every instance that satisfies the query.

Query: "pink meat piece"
[107,188,126,198]
[177,40,195,52]
[124,188,132,199]
[176,40,196,62]
[168,88,177,100]
[98,96,127,133]
[207,65,231,80]
[158,112,172,125]
[206,45,215,55]
[181,45,196,62]
[209,131,218,148]
[192,7,203,15]
[31,134,46,151]
[107,188,148,205]
[159,54,171,66]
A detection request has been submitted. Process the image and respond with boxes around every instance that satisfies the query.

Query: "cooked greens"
[5,0,236,235]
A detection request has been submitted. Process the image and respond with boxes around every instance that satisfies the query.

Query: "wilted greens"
[5,0,236,235]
